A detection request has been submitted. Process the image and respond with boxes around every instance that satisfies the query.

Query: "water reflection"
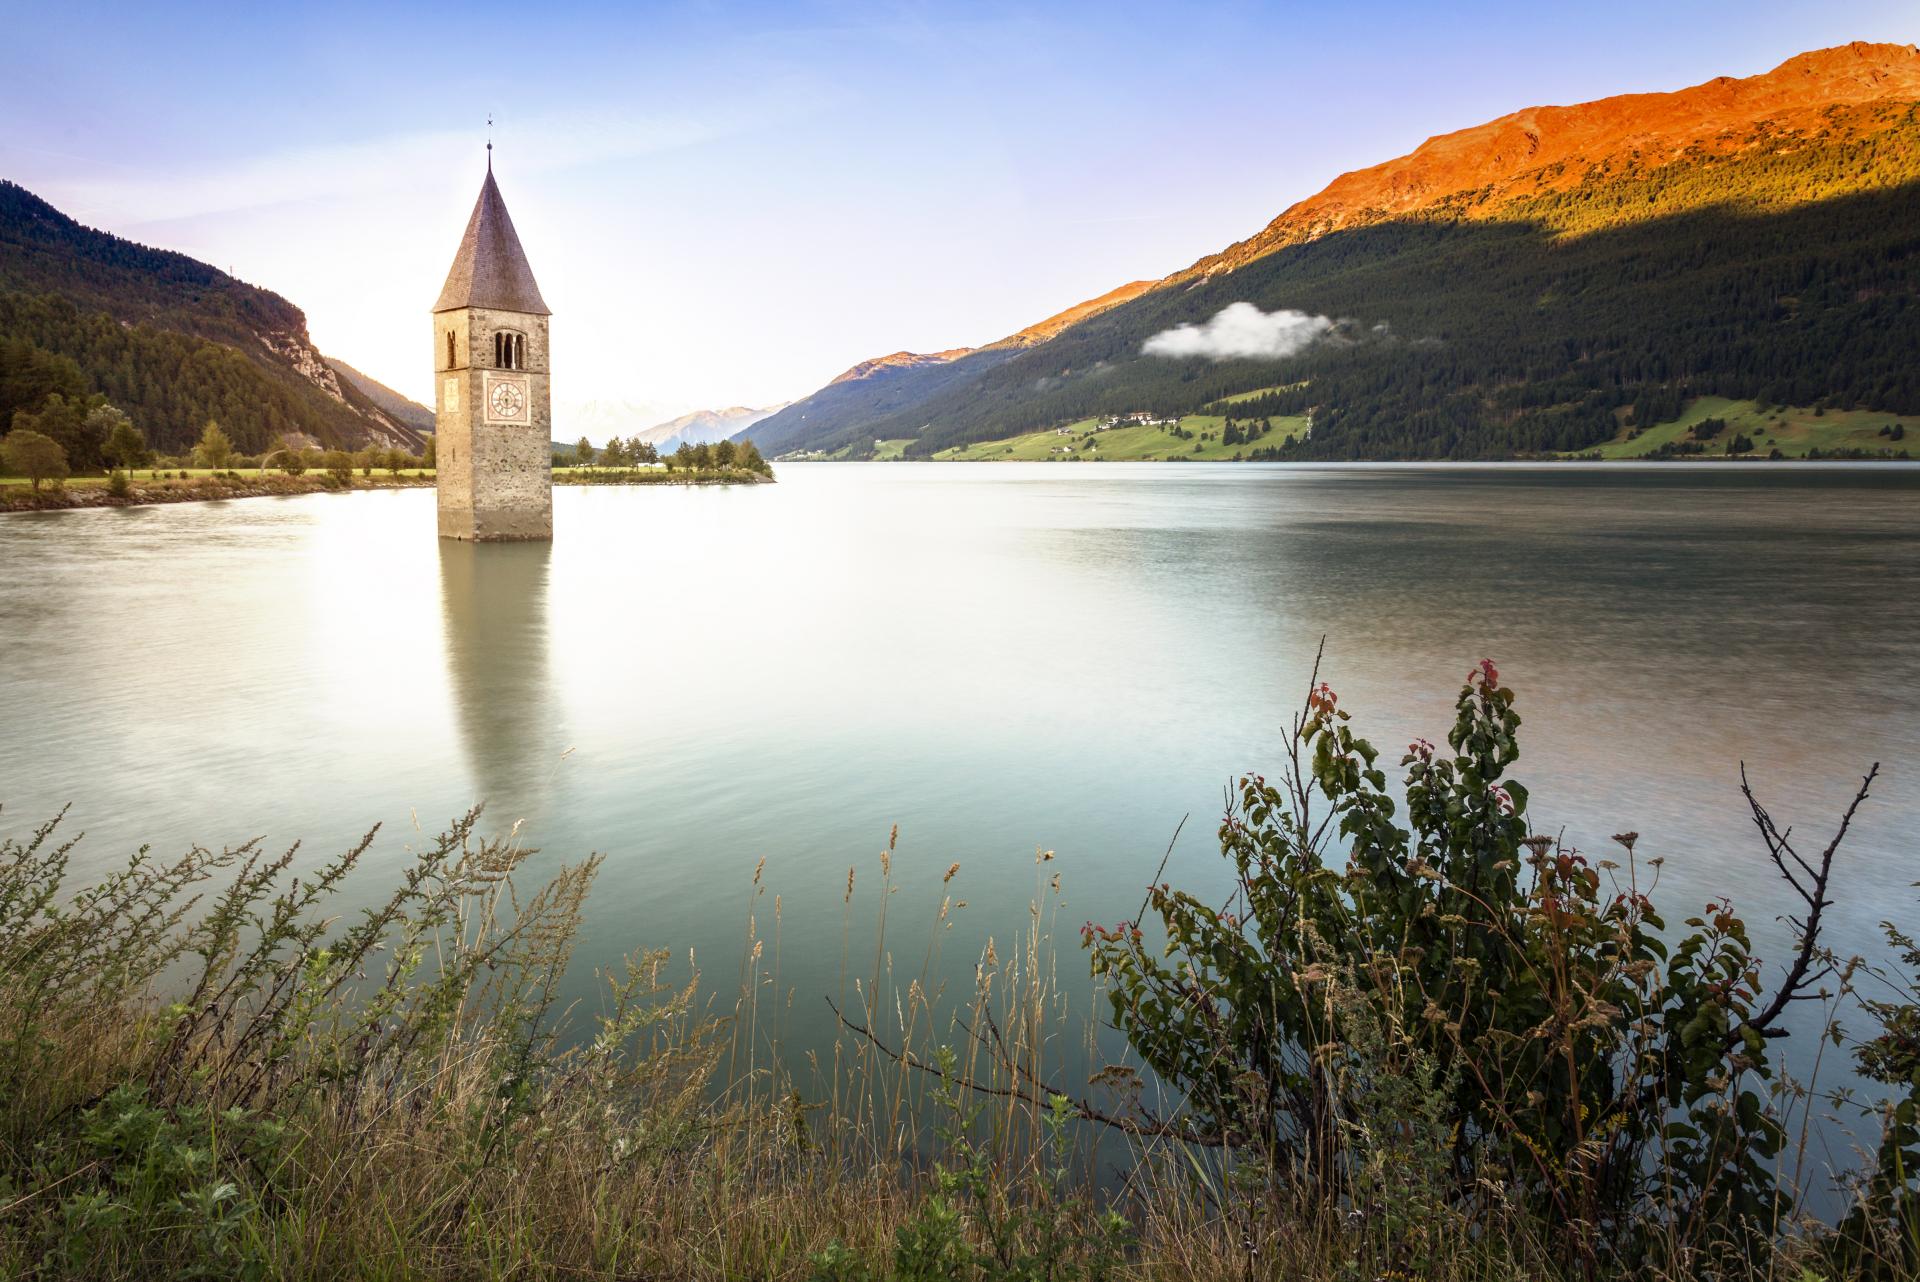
[438,539,562,833]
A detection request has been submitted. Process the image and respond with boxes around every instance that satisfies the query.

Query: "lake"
[3,462,1917,1104]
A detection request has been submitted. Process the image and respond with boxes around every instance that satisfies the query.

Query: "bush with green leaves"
[1832,888,1920,1276]
[1086,659,1878,1271]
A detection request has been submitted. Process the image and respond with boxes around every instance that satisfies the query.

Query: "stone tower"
[433,154,552,541]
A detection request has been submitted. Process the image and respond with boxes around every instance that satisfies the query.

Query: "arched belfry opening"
[493,331,524,370]
[446,330,456,369]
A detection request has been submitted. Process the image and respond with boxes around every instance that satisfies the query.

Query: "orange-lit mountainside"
[747,42,1920,459]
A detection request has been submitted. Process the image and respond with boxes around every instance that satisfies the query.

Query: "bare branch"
[1735,762,1879,1045]
[826,996,1225,1147]
[1135,813,1188,929]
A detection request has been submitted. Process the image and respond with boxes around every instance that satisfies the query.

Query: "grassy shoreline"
[805,397,1917,463]
[553,464,775,486]
[1,464,777,513]
[0,469,435,513]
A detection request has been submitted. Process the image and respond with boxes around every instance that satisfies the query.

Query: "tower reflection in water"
[437,539,562,835]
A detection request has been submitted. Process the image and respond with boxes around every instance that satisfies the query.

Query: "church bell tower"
[433,150,552,541]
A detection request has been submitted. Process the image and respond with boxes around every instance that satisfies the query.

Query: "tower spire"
[486,114,493,170]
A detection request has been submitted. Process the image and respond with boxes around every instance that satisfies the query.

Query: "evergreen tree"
[100,411,149,470]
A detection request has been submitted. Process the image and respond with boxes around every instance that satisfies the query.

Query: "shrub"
[106,470,130,498]
[1086,659,1876,1272]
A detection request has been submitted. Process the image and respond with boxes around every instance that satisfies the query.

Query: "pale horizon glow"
[3,1,1917,428]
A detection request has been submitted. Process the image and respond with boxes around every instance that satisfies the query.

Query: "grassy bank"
[554,464,775,485]
[1577,397,1916,459]
[928,414,1310,462]
[1,462,777,513]
[0,469,434,512]
[2,666,1915,1279]
[846,395,1915,464]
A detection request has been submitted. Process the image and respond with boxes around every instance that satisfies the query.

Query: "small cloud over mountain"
[1142,303,1335,361]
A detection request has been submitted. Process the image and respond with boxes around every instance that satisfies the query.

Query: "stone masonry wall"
[433,307,552,541]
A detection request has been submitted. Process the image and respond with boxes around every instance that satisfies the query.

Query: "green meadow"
[928,413,1311,462]
[1579,397,1916,459]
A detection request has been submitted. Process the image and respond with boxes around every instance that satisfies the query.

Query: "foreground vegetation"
[2,666,1915,1279]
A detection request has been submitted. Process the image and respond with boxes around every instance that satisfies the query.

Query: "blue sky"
[4,1,1917,421]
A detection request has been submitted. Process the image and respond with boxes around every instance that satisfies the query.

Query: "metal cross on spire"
[486,115,493,169]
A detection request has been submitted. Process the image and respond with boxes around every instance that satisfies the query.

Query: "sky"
[4,1,1918,427]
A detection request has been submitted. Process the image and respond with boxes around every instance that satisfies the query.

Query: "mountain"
[555,397,696,447]
[746,42,1920,460]
[746,285,1156,456]
[327,358,433,435]
[0,179,424,456]
[631,403,789,453]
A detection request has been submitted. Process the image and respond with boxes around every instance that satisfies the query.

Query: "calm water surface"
[3,462,1917,1106]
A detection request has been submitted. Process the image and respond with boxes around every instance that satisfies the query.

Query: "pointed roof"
[433,162,550,315]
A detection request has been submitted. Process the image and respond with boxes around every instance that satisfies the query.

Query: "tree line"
[565,434,770,476]
[3,398,429,491]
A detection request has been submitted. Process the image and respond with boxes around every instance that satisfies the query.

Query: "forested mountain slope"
[746,287,1155,456]
[328,358,433,436]
[747,43,1920,461]
[0,180,422,455]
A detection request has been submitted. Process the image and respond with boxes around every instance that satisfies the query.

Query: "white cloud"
[1142,302,1334,361]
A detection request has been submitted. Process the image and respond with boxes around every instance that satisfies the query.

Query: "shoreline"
[780,455,1920,468]
[1,467,777,514]
[0,472,436,514]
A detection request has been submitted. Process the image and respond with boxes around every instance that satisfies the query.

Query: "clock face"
[488,380,526,421]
